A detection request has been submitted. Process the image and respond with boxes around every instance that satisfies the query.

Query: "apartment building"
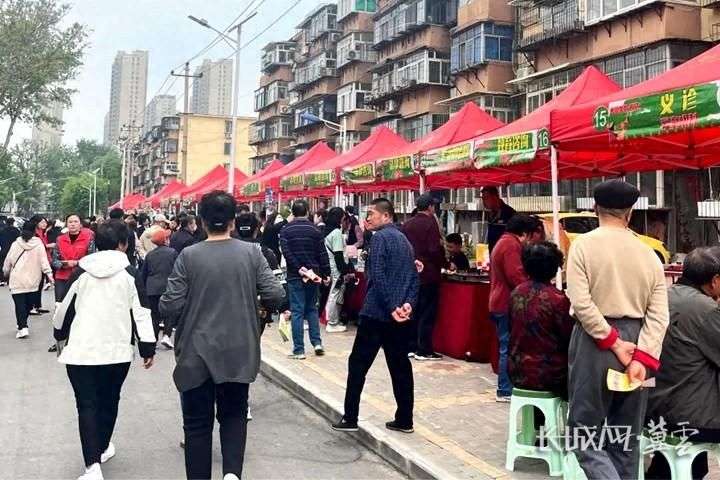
[144,95,177,134]
[439,0,517,123]
[31,102,64,148]
[191,59,233,116]
[287,4,342,155]
[334,0,379,150]
[365,0,457,142]
[105,50,149,145]
[249,41,297,173]
[133,116,181,196]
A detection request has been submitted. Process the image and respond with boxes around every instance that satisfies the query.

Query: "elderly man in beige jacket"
[138,213,169,259]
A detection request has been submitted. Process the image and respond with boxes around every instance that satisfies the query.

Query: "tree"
[0,0,89,151]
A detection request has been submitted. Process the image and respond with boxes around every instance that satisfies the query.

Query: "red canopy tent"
[291,126,407,199]
[235,159,285,201]
[191,167,248,202]
[426,66,621,189]
[355,102,504,192]
[109,193,145,211]
[550,42,720,173]
[144,180,186,208]
[171,165,227,202]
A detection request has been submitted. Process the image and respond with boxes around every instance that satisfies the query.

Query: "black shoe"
[48,344,57,353]
[414,352,443,361]
[37,308,50,314]
[385,420,414,433]
[331,418,359,432]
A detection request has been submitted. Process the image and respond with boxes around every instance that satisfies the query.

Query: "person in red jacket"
[401,193,446,361]
[52,214,95,303]
[489,214,544,402]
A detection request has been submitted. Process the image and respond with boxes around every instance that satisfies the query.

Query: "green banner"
[342,162,376,184]
[421,142,473,174]
[593,81,720,139]
[281,174,305,191]
[241,181,261,196]
[305,169,335,188]
[474,130,545,168]
[379,155,414,181]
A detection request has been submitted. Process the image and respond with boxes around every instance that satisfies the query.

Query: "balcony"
[250,119,294,145]
[261,42,296,73]
[517,0,584,51]
[161,139,178,155]
[297,4,340,43]
[338,0,378,21]
[337,32,378,68]
[701,0,720,6]
[254,81,289,112]
[162,162,179,176]
[369,51,450,103]
[373,0,457,48]
[289,66,338,92]
[161,116,180,130]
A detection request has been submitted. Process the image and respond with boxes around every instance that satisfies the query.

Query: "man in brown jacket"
[566,180,669,479]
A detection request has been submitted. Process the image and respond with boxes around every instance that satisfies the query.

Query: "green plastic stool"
[645,435,720,479]
[505,388,567,477]
[562,434,662,480]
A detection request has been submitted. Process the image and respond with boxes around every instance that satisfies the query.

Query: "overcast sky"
[4,0,326,146]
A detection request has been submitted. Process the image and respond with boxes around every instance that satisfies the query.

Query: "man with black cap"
[401,193,446,360]
[566,179,669,479]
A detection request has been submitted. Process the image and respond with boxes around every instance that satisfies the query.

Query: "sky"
[4,0,327,146]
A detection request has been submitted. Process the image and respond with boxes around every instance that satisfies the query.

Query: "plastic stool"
[505,388,566,477]
[647,435,720,479]
[563,435,650,480]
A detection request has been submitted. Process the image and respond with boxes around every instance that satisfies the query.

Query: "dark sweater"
[279,218,330,280]
[401,212,445,285]
[142,246,178,296]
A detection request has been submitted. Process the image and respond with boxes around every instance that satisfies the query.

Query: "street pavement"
[0,290,404,480]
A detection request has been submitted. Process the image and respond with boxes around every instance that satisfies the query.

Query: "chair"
[505,388,567,477]
[645,435,720,479]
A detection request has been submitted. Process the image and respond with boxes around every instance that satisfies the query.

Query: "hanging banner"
[342,162,376,184]
[280,174,305,192]
[379,154,414,181]
[474,129,547,168]
[593,81,720,140]
[305,169,336,188]
[421,141,473,174]
[241,181,261,197]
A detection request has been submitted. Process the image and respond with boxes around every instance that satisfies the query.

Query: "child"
[446,233,470,271]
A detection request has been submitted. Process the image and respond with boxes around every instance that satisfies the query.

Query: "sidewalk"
[260,323,550,480]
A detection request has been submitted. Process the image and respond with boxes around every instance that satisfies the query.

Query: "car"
[537,212,671,264]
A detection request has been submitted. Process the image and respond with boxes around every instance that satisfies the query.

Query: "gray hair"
[596,205,632,220]
[682,247,720,286]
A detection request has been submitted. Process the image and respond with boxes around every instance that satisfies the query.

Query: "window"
[338,0,377,20]
[337,32,377,68]
[374,0,456,45]
[294,97,338,128]
[293,52,338,86]
[224,142,231,155]
[337,82,372,115]
[303,5,338,42]
[451,23,513,72]
[586,0,683,23]
[401,113,449,142]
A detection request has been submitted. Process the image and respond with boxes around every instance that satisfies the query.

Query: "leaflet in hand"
[299,267,321,283]
[606,368,655,392]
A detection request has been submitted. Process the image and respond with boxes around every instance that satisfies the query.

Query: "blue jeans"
[490,312,513,397]
[288,279,322,355]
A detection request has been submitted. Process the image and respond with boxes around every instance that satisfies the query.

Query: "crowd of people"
[5,177,719,480]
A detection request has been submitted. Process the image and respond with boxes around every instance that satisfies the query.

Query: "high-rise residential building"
[133,116,181,196]
[249,41,297,173]
[366,0,457,141]
[334,0,378,150]
[105,50,149,145]
[144,94,177,133]
[287,4,342,155]
[191,59,233,116]
[31,102,64,147]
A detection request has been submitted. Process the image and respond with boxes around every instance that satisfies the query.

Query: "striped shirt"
[279,218,330,280]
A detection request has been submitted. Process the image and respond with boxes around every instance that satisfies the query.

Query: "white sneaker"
[16,328,29,339]
[78,463,103,480]
[100,442,115,463]
[303,321,309,331]
[224,474,240,480]
[160,335,174,349]
[495,395,512,403]
[247,406,252,421]
[326,324,347,333]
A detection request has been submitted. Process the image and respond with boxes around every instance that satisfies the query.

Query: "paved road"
[0,290,403,480]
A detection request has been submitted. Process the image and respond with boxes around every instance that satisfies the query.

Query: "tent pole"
[551,145,562,290]
[419,172,426,194]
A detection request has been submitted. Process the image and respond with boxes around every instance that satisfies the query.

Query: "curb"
[260,355,462,480]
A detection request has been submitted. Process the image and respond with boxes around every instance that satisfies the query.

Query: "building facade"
[191,59,233,116]
[133,116,181,196]
[249,41,297,173]
[31,102,64,148]
[144,95,177,134]
[105,50,149,146]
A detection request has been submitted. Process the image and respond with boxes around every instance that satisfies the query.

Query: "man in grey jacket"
[646,247,720,479]
[160,190,285,480]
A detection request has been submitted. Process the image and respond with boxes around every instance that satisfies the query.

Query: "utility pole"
[171,63,202,183]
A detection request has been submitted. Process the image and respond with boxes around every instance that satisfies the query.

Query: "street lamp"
[299,112,348,153]
[189,11,258,194]
[81,185,93,218]
[86,168,101,216]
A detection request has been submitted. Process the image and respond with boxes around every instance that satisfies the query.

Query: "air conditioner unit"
[386,100,399,114]
[347,50,358,61]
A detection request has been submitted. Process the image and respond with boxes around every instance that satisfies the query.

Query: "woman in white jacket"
[52,220,156,480]
[3,221,53,338]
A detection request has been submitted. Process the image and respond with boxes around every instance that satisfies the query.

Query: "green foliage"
[0,0,89,149]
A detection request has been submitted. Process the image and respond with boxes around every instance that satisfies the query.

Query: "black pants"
[343,318,414,426]
[645,427,720,479]
[30,276,44,310]
[66,363,130,467]
[411,283,439,356]
[181,379,249,479]
[55,279,71,303]
[12,292,34,329]
[147,295,172,339]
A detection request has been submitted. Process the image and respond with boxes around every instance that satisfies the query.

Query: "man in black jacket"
[169,215,198,254]
[109,208,137,266]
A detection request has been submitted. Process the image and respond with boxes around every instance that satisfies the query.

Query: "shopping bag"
[278,313,291,343]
